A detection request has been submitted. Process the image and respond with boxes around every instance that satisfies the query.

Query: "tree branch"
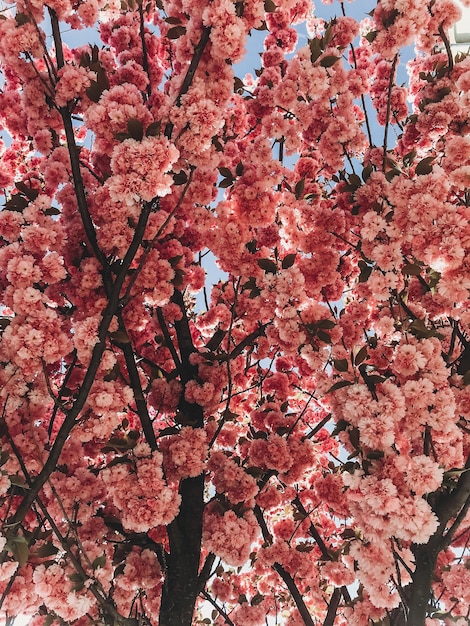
[165,26,211,138]
[49,7,109,279]
[114,312,157,451]
[253,505,315,626]
[200,590,235,626]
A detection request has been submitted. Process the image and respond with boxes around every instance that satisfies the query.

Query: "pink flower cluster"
[160,426,208,481]
[208,451,259,505]
[107,136,179,204]
[101,452,181,532]
[203,506,259,566]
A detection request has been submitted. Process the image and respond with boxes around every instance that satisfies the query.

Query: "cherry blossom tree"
[0,0,470,624]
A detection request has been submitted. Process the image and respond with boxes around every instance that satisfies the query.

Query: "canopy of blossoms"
[0,0,469,624]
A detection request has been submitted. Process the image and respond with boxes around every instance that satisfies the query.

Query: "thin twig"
[382,54,398,171]
[200,590,235,626]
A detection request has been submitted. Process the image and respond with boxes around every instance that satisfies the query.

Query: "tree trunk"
[406,542,439,626]
[159,473,205,626]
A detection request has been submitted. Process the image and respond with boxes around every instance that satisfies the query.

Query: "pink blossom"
[55,64,95,107]
[203,507,259,566]
[107,136,179,203]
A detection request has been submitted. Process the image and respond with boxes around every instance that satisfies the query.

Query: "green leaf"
[219,177,233,188]
[106,456,133,468]
[146,121,161,137]
[294,178,305,199]
[114,132,131,142]
[309,37,322,63]
[158,426,180,437]
[127,118,143,141]
[218,167,233,179]
[316,319,336,330]
[0,318,11,333]
[358,261,373,283]
[36,542,59,558]
[364,30,378,43]
[104,362,120,382]
[257,258,278,274]
[173,170,188,185]
[92,555,106,570]
[402,263,422,276]
[354,346,368,366]
[246,240,257,254]
[409,319,436,339]
[322,22,334,49]
[9,475,29,488]
[325,380,353,394]
[330,418,349,436]
[316,330,332,344]
[7,534,29,567]
[212,137,223,153]
[415,156,434,176]
[320,55,340,68]
[15,12,30,25]
[385,168,400,182]
[165,16,182,24]
[86,80,104,103]
[403,149,416,167]
[333,359,349,372]
[167,25,187,39]
[234,76,245,94]
[5,193,29,212]
[251,593,265,606]
[348,173,362,190]
[296,541,314,552]
[235,162,244,177]
[109,329,130,344]
[79,52,91,67]
[264,0,276,12]
[15,181,39,201]
[281,253,296,269]
[362,163,373,181]
[45,207,61,216]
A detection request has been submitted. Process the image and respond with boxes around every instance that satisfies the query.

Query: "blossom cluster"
[0,0,469,624]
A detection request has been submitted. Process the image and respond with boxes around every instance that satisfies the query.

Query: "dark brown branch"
[304,413,333,440]
[139,5,152,100]
[253,505,315,626]
[198,553,216,591]
[165,26,211,138]
[200,590,235,626]
[3,197,156,538]
[441,494,470,549]
[272,562,315,626]
[114,312,157,451]
[382,54,398,171]
[438,23,454,72]
[207,323,268,363]
[292,496,330,559]
[121,168,194,304]
[176,26,211,106]
[46,350,77,440]
[323,587,341,626]
[48,7,65,69]
[156,307,183,373]
[435,454,470,533]
[49,8,109,278]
